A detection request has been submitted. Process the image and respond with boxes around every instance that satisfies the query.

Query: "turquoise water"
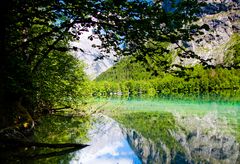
[98,95,240,117]
[3,94,240,163]
[95,95,240,163]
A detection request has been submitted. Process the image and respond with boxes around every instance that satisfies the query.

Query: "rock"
[72,0,240,77]
[174,0,240,66]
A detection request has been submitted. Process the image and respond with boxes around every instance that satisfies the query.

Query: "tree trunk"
[1,138,88,149]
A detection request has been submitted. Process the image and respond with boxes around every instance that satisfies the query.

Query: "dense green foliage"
[33,51,89,110]
[96,42,173,81]
[94,64,240,96]
[96,57,155,81]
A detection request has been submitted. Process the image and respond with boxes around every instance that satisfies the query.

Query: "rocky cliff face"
[176,0,240,66]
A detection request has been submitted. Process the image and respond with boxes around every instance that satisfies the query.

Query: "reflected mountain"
[125,128,189,164]
[70,115,141,164]
[4,100,239,164]
[113,111,240,164]
[70,111,239,164]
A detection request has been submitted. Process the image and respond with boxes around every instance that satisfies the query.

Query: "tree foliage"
[1,0,208,128]
[224,34,240,67]
[93,64,240,97]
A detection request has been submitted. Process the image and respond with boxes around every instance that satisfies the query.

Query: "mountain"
[113,111,240,163]
[73,1,240,79]
[175,0,240,66]
[70,29,117,80]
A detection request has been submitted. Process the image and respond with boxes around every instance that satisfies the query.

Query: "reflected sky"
[70,115,141,164]
[70,96,240,164]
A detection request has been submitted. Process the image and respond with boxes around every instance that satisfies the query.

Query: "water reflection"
[71,108,240,164]
[111,110,240,164]
[70,115,141,164]
[6,95,239,164]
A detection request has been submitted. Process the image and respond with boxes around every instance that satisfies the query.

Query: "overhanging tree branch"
[31,21,76,73]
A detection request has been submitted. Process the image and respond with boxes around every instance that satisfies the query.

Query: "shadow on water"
[0,115,91,164]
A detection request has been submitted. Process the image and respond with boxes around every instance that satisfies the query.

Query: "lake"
[4,94,240,164]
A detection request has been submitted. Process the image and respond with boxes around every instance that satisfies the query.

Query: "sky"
[69,116,142,164]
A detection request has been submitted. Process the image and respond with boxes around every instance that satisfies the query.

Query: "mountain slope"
[70,29,117,79]
[95,57,156,82]
[74,0,240,79]
[175,0,240,66]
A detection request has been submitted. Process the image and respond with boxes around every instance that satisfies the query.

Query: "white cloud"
[69,116,139,164]
[78,158,134,164]
[71,140,128,163]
